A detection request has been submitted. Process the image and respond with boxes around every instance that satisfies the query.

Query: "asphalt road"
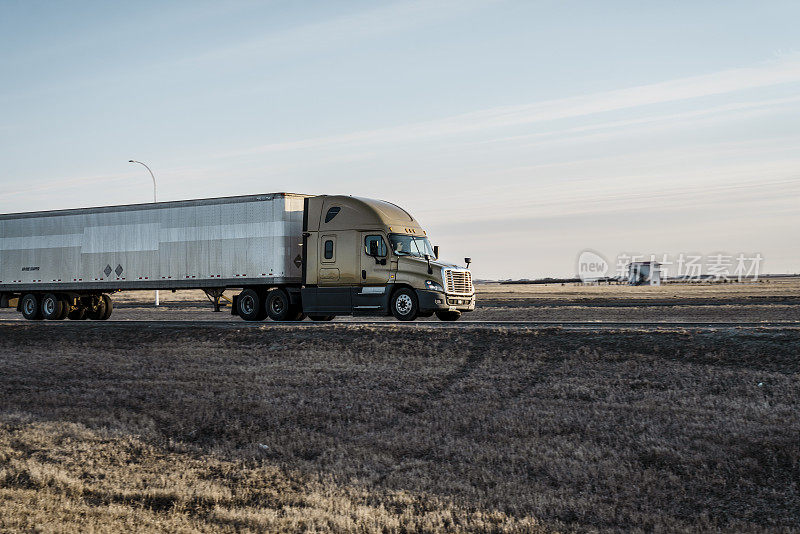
[0,318,798,331]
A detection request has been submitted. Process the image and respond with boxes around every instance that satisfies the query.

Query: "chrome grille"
[444,269,473,295]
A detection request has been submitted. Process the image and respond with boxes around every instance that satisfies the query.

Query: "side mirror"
[433,245,439,260]
[464,257,472,268]
[369,240,386,265]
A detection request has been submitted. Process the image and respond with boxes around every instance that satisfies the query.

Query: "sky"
[1,0,799,279]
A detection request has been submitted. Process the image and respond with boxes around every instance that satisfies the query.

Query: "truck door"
[360,233,391,285]
[353,232,391,313]
[313,233,351,312]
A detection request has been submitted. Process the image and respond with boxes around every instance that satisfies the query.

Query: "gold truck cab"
[301,195,475,321]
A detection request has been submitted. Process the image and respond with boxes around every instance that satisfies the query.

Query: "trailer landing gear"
[204,288,227,313]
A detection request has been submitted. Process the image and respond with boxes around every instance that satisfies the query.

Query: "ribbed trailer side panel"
[0,194,306,293]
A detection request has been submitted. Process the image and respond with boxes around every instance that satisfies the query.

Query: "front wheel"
[436,310,462,321]
[391,288,418,321]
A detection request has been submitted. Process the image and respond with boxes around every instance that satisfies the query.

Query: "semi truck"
[0,193,475,322]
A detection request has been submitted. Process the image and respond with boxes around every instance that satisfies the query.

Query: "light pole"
[128,160,159,307]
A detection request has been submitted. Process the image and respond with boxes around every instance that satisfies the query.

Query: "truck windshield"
[389,234,435,258]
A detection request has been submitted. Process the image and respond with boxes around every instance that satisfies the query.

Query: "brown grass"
[1,419,538,533]
[0,322,798,532]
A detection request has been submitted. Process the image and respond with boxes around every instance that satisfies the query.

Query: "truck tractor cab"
[300,195,475,321]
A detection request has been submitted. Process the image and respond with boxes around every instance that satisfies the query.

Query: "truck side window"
[324,239,334,260]
[324,207,341,223]
[364,235,387,257]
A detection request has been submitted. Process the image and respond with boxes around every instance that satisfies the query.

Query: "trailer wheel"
[390,288,418,321]
[68,306,87,320]
[237,289,264,321]
[265,289,293,321]
[100,294,113,320]
[309,315,335,321]
[56,296,70,320]
[435,310,461,321]
[87,297,107,320]
[41,293,64,320]
[21,294,42,321]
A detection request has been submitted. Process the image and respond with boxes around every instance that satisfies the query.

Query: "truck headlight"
[425,280,444,292]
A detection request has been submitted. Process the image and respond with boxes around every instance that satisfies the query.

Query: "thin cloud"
[427,174,800,232]
[215,56,800,159]
[185,0,498,66]
[0,0,498,101]
[469,95,800,149]
[412,137,800,224]
[0,172,140,200]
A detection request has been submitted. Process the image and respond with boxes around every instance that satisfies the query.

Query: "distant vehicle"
[627,261,662,286]
[0,193,474,322]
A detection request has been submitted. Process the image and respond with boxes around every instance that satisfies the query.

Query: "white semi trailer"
[0,193,475,322]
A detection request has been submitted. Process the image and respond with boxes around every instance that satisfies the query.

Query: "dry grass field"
[475,278,800,323]
[0,281,798,532]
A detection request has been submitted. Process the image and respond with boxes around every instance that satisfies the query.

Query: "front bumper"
[416,289,475,312]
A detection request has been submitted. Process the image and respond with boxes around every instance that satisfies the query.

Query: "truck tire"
[21,294,42,321]
[309,315,335,321]
[41,293,64,320]
[68,305,87,320]
[435,310,461,321]
[265,289,293,321]
[56,296,70,320]
[87,297,107,320]
[100,294,113,320]
[237,289,265,321]
[391,288,418,321]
